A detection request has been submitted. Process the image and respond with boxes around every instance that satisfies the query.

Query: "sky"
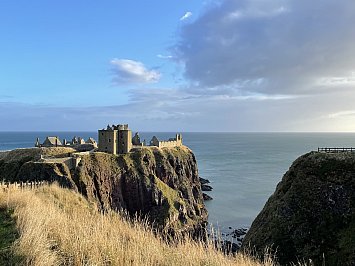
[1,0,355,132]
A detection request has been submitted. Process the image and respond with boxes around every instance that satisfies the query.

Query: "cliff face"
[73,146,207,233]
[242,152,355,265]
[0,146,207,234]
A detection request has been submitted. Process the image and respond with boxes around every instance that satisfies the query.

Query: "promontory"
[242,150,355,265]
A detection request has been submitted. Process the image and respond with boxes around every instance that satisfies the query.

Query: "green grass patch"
[0,208,22,265]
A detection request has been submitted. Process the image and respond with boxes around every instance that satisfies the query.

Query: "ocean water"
[1,132,355,230]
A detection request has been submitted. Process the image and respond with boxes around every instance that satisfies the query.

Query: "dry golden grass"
[0,185,274,266]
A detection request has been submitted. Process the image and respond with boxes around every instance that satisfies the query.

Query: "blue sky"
[0,1,204,106]
[1,0,355,131]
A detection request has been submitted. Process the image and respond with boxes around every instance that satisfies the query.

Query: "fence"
[317,147,355,153]
[1,180,48,191]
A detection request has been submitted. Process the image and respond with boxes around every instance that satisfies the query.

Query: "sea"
[1,132,355,232]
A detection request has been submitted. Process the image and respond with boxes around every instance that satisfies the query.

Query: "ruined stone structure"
[35,136,97,149]
[132,132,142,146]
[98,124,132,154]
[38,136,62,147]
[98,124,183,155]
[149,134,183,148]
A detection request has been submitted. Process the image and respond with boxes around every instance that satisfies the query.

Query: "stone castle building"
[98,124,132,154]
[98,124,183,155]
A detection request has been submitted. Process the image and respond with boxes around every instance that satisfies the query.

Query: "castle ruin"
[149,134,183,148]
[35,136,98,149]
[98,124,183,155]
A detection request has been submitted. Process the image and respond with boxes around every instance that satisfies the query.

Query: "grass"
[0,184,275,266]
[0,207,22,265]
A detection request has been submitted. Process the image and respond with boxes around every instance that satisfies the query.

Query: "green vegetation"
[0,208,22,265]
[150,176,184,228]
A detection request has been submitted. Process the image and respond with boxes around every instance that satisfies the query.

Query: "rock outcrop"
[0,147,75,182]
[0,146,207,235]
[242,151,355,265]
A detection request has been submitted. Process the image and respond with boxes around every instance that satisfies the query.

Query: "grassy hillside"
[0,185,274,266]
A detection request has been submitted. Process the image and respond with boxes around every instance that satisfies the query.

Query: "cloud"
[174,0,355,95]
[3,84,355,132]
[111,59,161,84]
[180,11,192,21]
[328,110,355,119]
[157,54,174,59]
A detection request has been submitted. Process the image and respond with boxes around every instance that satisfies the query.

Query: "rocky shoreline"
[199,177,213,200]
[209,226,249,254]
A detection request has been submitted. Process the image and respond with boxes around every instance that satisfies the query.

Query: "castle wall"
[157,134,182,148]
[158,139,182,148]
[98,130,117,154]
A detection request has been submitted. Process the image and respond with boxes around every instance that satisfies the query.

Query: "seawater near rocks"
[199,176,249,253]
[211,226,249,254]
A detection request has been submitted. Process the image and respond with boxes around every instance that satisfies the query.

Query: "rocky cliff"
[0,146,207,234]
[242,151,355,265]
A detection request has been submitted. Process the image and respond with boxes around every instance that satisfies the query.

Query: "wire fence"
[317,147,355,153]
[1,180,48,191]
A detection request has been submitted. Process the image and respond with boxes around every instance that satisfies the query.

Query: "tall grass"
[0,185,274,266]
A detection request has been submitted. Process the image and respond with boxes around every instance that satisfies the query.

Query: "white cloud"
[110,59,161,84]
[180,11,192,21]
[328,110,355,119]
[157,54,174,59]
[316,74,355,87]
[226,5,288,21]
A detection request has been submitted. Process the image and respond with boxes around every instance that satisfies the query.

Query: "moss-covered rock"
[242,151,355,265]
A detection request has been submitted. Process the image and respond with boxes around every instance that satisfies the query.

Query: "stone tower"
[98,124,132,155]
[117,126,132,154]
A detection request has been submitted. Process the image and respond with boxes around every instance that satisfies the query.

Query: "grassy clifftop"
[0,147,76,182]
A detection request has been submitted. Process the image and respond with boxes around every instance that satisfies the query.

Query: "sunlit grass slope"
[0,185,274,266]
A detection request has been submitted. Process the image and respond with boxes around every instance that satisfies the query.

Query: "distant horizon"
[1,131,355,134]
